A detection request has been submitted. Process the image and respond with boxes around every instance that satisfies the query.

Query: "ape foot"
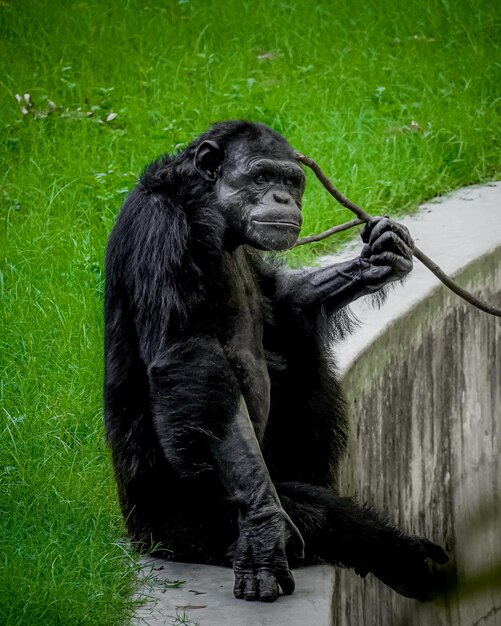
[369,534,448,601]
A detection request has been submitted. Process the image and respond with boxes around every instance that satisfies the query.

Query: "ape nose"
[273,191,290,204]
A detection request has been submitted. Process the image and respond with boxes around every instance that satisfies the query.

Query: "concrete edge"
[328,181,501,373]
[133,560,335,626]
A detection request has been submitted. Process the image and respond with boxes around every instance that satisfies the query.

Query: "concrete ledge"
[328,181,501,374]
[134,561,335,625]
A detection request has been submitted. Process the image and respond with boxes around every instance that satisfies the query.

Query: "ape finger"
[369,251,413,276]
[371,231,412,259]
[243,572,258,601]
[366,217,394,247]
[233,569,252,600]
[428,543,449,565]
[380,220,414,250]
[256,569,279,602]
[287,521,305,563]
[360,216,386,244]
[360,243,372,259]
[233,572,245,599]
[364,217,414,251]
[411,536,449,564]
[276,567,295,596]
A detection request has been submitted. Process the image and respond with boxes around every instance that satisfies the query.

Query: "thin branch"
[296,152,501,318]
[294,218,364,247]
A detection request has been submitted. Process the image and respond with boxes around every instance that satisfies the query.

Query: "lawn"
[1,0,500,624]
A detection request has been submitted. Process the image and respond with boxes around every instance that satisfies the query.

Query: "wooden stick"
[294,218,364,247]
[297,152,501,318]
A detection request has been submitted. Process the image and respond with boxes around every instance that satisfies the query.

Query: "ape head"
[192,122,305,251]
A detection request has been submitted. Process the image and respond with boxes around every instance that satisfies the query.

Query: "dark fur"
[104,121,447,598]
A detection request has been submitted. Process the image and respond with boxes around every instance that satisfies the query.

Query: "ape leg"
[147,339,304,601]
[277,482,448,601]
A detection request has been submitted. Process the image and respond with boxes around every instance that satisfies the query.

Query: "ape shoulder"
[137,154,175,193]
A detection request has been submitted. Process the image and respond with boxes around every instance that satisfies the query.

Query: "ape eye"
[285,178,295,187]
[255,173,268,184]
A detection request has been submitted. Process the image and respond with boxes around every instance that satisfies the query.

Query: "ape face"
[194,137,305,251]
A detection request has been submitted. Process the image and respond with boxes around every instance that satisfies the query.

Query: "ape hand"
[359,217,414,291]
[233,509,305,602]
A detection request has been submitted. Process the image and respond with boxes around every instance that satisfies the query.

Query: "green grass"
[0,0,499,623]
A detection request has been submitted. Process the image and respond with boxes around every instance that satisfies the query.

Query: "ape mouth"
[252,220,301,231]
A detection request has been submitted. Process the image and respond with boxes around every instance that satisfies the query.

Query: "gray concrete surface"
[328,181,501,373]
[133,182,501,626]
[134,561,335,625]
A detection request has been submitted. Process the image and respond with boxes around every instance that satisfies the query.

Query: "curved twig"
[294,218,364,247]
[297,152,501,318]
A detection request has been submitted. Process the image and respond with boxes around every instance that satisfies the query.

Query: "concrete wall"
[333,248,501,625]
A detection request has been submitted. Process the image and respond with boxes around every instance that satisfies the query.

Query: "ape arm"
[148,339,303,602]
[281,217,414,314]
[212,400,304,601]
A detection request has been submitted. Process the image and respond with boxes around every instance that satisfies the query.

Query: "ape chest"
[222,251,271,438]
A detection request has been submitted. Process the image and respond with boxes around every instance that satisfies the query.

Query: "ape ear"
[194,140,223,181]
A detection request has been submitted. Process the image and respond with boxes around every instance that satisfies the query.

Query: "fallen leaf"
[257,51,282,61]
[15,92,34,115]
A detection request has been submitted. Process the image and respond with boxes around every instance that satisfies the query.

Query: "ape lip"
[252,219,301,230]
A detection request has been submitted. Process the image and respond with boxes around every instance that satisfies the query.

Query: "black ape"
[104,121,447,603]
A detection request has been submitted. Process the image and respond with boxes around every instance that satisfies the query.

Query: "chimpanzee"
[104,120,447,603]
